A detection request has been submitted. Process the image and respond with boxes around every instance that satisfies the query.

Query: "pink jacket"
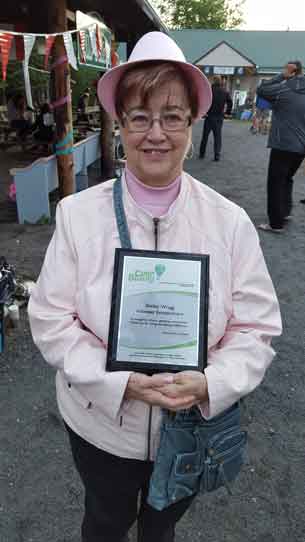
[28,172,282,460]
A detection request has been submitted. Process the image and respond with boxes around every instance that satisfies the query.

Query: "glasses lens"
[127,111,150,132]
[124,109,191,132]
[162,111,188,131]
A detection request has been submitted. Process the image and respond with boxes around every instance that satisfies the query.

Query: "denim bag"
[113,178,247,511]
[147,402,247,510]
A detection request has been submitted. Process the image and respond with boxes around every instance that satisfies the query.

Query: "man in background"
[257,61,305,233]
[199,76,232,161]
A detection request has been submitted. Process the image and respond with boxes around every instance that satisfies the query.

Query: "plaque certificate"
[106,249,209,374]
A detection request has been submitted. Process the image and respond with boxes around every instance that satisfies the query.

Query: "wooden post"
[100,104,115,181]
[49,0,75,198]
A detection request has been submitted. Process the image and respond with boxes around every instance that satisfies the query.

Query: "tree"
[151,0,245,30]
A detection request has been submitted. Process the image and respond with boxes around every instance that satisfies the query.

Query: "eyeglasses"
[122,108,192,133]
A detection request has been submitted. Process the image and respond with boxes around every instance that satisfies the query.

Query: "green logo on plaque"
[128,270,155,283]
[128,264,166,283]
[155,264,166,279]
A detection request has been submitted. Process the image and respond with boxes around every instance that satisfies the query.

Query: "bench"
[10,132,101,224]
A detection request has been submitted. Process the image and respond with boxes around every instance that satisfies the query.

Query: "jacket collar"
[121,170,190,232]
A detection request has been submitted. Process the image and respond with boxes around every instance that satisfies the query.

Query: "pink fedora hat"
[97,31,212,121]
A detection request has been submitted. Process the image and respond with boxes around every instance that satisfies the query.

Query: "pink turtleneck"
[125,167,181,218]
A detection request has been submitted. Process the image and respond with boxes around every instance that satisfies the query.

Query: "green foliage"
[151,0,245,29]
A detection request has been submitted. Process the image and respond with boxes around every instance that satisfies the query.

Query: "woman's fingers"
[143,389,196,409]
[149,373,174,387]
[155,372,208,402]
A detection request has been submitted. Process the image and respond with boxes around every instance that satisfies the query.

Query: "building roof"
[0,1,168,41]
[170,30,305,71]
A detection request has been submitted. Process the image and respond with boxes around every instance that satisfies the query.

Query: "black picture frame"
[106,249,209,374]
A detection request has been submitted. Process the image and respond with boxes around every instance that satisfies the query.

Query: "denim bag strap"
[113,176,132,250]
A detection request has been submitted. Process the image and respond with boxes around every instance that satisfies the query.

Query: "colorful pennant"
[0,33,14,80]
[23,35,36,108]
[79,30,86,64]
[63,32,78,70]
[89,26,98,60]
[96,25,102,59]
[104,38,111,68]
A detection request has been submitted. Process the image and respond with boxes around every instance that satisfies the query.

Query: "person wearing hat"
[28,32,281,542]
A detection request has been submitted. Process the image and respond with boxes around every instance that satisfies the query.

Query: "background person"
[255,95,271,135]
[199,75,232,161]
[7,93,33,141]
[31,103,54,151]
[257,61,305,232]
[77,87,90,122]
[28,32,281,542]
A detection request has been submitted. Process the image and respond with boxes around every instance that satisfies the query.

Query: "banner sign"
[76,11,111,70]
[203,66,246,76]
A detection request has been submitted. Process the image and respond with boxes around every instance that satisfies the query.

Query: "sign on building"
[203,66,245,76]
[214,66,235,75]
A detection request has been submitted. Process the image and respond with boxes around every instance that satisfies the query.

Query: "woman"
[28,32,282,542]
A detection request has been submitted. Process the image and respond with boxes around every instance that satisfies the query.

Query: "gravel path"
[1,120,304,542]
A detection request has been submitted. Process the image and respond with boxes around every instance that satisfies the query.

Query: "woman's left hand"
[154,371,208,407]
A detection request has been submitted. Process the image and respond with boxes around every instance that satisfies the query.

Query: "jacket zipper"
[146,217,160,460]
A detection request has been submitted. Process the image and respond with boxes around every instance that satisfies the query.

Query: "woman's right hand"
[124,372,197,411]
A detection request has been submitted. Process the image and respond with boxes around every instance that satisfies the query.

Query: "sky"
[240,0,305,30]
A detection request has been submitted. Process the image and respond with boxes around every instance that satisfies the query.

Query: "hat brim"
[97,59,212,122]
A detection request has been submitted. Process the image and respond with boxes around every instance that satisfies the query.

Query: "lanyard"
[113,176,132,249]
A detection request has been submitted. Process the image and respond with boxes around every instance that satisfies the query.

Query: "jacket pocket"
[66,381,92,410]
[167,450,202,504]
[202,428,247,494]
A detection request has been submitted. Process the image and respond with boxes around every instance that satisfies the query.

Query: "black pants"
[267,149,304,228]
[199,115,223,158]
[65,423,194,542]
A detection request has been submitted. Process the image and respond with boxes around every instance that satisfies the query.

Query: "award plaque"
[106,249,209,374]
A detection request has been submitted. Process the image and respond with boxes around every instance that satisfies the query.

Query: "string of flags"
[0,23,116,81]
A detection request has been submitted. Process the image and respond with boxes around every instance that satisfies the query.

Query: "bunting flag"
[15,23,27,61]
[104,37,111,68]
[63,32,78,70]
[111,43,119,67]
[89,26,98,60]
[24,34,36,64]
[96,25,102,59]
[0,26,112,79]
[45,35,56,69]
[79,30,86,63]
[0,33,14,80]
[23,35,36,108]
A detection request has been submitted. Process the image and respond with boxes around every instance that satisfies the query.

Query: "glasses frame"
[121,109,192,133]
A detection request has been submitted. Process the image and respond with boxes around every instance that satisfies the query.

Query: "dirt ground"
[1,120,305,542]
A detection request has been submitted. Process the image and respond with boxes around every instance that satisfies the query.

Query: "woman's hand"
[124,371,208,411]
[124,372,198,411]
[155,371,208,406]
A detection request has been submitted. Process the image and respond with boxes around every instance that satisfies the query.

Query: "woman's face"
[119,80,192,187]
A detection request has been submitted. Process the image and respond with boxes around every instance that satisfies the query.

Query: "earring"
[185,142,194,160]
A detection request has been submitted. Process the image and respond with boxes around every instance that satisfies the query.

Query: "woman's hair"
[115,61,199,120]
